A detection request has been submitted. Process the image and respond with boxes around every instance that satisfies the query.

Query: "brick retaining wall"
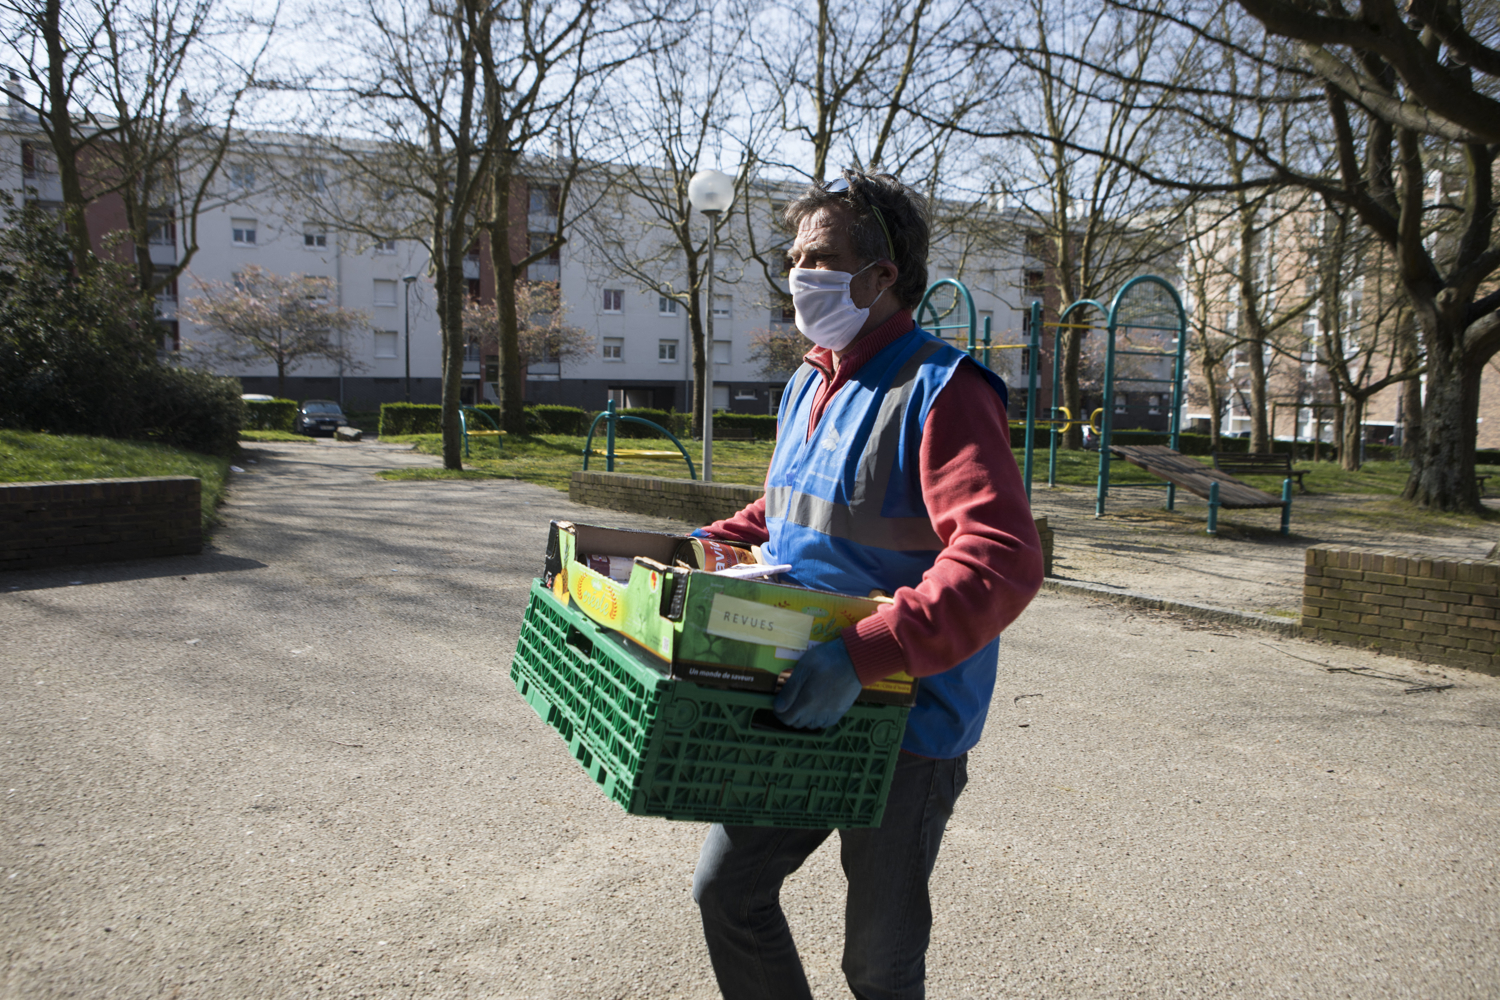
[569,470,1054,576]
[1302,546,1499,675]
[0,477,202,571]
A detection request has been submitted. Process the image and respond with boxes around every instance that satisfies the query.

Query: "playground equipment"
[582,400,698,480]
[916,281,1102,500]
[459,405,501,458]
[1056,276,1291,535]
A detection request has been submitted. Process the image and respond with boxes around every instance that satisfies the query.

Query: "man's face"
[789,206,893,311]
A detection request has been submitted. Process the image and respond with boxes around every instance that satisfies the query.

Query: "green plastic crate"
[511,579,909,828]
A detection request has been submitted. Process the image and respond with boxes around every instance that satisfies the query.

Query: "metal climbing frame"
[917,279,1042,499]
[1085,275,1189,518]
[582,400,698,480]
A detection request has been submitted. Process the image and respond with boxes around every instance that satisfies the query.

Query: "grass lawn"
[0,429,232,530]
[240,429,315,442]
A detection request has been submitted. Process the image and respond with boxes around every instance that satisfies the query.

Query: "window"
[304,224,327,248]
[1148,394,1162,415]
[658,296,678,316]
[466,278,481,302]
[231,218,256,246]
[529,184,560,216]
[712,340,730,365]
[713,385,730,411]
[375,238,397,254]
[602,289,624,313]
[602,337,623,361]
[1114,393,1127,414]
[374,331,399,359]
[528,232,560,281]
[658,339,678,362]
[147,210,176,247]
[154,265,178,303]
[373,279,397,307]
[21,142,55,179]
[1023,269,1045,295]
[303,168,327,192]
[772,295,795,325]
[713,295,732,319]
[771,388,784,415]
[227,163,255,190]
[1025,232,1048,258]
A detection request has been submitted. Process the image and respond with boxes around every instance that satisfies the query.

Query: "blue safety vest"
[763,326,1010,758]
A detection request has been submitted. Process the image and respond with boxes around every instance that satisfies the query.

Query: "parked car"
[294,400,350,436]
[241,393,275,402]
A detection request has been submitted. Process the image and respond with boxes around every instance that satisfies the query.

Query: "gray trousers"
[692,751,969,1000]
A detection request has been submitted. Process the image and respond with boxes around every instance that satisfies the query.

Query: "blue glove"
[689,528,714,538]
[773,637,863,730]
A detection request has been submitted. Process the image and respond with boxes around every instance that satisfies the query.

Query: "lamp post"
[688,169,734,482]
[402,274,417,402]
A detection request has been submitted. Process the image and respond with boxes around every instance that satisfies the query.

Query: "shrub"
[525,404,589,435]
[244,398,298,431]
[0,202,242,455]
[602,407,688,439]
[711,413,779,440]
[378,403,501,436]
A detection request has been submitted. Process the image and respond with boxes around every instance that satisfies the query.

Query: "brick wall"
[569,470,1055,576]
[1302,546,1499,675]
[0,477,202,571]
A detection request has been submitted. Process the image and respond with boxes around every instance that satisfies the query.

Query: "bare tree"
[462,280,592,372]
[571,0,768,435]
[748,325,811,381]
[3,0,276,295]
[977,0,1194,449]
[179,264,367,397]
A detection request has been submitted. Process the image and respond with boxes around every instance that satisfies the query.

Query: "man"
[690,169,1045,1000]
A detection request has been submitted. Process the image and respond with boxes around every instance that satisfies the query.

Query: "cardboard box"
[543,520,917,706]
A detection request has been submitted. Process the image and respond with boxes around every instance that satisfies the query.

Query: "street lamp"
[688,168,734,482]
[402,274,418,402]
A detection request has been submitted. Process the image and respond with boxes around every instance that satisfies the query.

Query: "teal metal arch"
[917,279,1042,499]
[1046,297,1108,489]
[583,400,698,480]
[459,405,501,458]
[1089,275,1188,518]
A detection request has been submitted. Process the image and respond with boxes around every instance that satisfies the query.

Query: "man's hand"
[773,637,863,730]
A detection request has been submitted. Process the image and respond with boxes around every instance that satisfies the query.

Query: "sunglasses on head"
[822,173,896,262]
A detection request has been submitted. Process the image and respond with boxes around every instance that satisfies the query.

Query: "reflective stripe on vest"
[764,326,1010,758]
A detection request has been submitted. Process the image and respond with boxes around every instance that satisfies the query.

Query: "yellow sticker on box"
[706,594,814,650]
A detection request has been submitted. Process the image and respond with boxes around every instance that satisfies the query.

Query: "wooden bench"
[1212,451,1308,493]
[715,427,755,441]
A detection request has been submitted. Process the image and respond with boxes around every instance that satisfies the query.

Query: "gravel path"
[3,441,1498,999]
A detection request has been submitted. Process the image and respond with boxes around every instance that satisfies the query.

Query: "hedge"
[244,398,298,431]
[528,405,589,434]
[379,403,501,436]
[710,413,779,440]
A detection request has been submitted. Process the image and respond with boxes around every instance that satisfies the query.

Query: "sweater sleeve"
[696,495,771,546]
[841,362,1045,682]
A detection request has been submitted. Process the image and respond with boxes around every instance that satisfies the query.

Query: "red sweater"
[701,309,1044,685]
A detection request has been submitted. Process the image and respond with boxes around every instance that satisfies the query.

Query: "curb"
[1042,578,1301,637]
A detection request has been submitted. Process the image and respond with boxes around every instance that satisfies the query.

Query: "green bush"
[137,367,245,456]
[0,203,242,455]
[711,413,779,439]
[603,407,688,439]
[526,404,589,435]
[379,403,501,436]
[244,398,298,431]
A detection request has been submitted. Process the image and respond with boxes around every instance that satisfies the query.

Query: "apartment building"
[0,110,1046,419]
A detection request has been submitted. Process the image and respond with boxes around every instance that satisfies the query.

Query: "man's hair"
[783,170,930,310]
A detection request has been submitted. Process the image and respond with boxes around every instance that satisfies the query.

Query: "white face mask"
[789,261,885,352]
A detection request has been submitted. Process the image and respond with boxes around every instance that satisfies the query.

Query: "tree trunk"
[1246,334,1270,453]
[1397,316,1422,461]
[42,0,93,270]
[1060,329,1084,449]
[1341,393,1365,472]
[686,253,705,438]
[1402,340,1481,511]
[1207,375,1222,449]
[277,361,286,400]
[488,164,527,435]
